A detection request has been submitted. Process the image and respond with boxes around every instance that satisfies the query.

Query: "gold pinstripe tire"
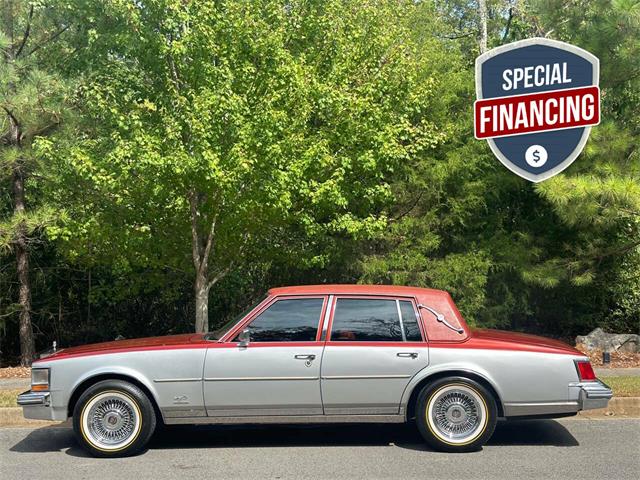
[415,377,497,452]
[73,380,156,457]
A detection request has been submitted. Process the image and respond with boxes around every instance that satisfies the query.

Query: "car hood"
[470,328,584,355]
[35,333,208,362]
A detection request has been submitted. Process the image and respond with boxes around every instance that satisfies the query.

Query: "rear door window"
[330,298,423,342]
[399,300,422,341]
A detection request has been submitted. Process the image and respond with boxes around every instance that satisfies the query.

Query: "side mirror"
[238,328,250,347]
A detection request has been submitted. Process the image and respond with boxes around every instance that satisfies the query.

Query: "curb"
[0,398,639,427]
[0,408,61,428]
[577,396,640,418]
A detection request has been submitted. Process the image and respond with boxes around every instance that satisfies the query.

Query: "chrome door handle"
[397,352,418,359]
[294,354,316,360]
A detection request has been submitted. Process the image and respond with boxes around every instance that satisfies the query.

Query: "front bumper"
[17,390,66,421]
[575,379,613,410]
[17,390,50,407]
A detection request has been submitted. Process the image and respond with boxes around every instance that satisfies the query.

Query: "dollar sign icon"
[525,145,548,168]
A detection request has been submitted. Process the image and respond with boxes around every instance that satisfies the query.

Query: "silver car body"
[19,285,612,424]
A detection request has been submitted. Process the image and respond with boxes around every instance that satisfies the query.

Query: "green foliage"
[42,0,461,331]
[1,0,639,362]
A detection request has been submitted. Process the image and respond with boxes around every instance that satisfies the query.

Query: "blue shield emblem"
[475,38,599,182]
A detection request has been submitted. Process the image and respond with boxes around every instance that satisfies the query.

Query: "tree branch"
[2,106,21,129]
[389,191,424,223]
[595,239,640,262]
[15,5,34,57]
[199,209,219,276]
[206,264,232,291]
[439,31,475,40]
[188,190,202,270]
[27,24,70,57]
[502,2,517,43]
[29,116,61,139]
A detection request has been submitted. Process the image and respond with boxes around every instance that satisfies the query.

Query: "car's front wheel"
[415,377,497,452]
[72,379,156,457]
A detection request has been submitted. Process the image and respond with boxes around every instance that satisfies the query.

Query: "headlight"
[31,368,50,391]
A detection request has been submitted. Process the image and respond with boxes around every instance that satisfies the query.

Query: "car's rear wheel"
[73,379,156,457]
[415,377,497,452]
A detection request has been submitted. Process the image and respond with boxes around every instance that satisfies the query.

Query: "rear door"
[320,296,429,415]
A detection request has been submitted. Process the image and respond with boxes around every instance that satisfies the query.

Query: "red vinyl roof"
[268,284,446,297]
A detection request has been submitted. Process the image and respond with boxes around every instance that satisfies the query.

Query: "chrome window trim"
[396,300,407,342]
[320,295,334,341]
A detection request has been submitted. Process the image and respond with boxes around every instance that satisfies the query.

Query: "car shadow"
[153,419,579,451]
[9,424,89,457]
[10,420,579,457]
[489,419,580,447]
[9,418,578,457]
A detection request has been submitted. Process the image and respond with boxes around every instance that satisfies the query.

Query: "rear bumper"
[503,379,613,418]
[17,390,67,421]
[575,379,613,411]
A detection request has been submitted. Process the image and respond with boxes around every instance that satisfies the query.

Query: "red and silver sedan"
[18,285,611,456]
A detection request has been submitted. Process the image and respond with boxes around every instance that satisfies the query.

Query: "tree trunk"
[194,272,209,333]
[13,168,35,366]
[478,0,488,54]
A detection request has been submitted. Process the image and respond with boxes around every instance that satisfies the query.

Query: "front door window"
[236,298,324,342]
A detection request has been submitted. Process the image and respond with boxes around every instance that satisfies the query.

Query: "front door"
[320,296,429,415]
[203,296,326,417]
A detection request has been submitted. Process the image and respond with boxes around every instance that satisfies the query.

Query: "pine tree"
[0,1,72,364]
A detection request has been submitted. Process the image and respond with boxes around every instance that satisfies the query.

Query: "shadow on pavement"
[489,419,579,447]
[9,418,578,457]
[9,425,90,457]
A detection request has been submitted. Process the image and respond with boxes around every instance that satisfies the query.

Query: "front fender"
[68,365,161,410]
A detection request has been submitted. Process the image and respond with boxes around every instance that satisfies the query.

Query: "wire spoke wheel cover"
[81,391,142,451]
[426,384,488,445]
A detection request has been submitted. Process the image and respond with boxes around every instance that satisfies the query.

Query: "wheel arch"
[404,369,505,421]
[67,372,163,424]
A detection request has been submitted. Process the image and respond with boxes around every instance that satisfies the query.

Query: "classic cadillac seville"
[18,285,612,456]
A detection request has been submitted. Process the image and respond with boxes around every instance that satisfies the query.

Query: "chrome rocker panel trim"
[503,401,580,417]
[164,414,405,425]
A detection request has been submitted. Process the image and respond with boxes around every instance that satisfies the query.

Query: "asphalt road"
[1,419,638,479]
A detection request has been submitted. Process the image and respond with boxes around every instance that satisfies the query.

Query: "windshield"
[207,295,268,340]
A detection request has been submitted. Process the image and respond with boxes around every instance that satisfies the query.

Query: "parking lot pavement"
[1,418,638,480]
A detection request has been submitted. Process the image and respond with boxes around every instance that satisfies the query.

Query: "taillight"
[575,360,596,381]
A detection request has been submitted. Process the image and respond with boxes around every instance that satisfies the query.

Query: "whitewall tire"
[73,380,156,457]
[416,377,497,452]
